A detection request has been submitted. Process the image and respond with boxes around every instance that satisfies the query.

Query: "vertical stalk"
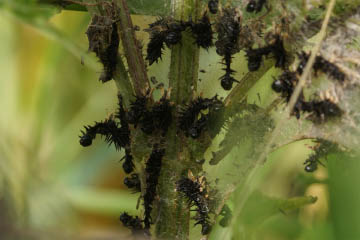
[155,0,201,239]
[115,0,150,96]
[169,0,200,103]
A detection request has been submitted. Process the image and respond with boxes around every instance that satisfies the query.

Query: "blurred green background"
[0,3,360,240]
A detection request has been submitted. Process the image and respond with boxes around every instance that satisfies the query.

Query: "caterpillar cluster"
[178,95,224,139]
[304,140,337,172]
[272,53,344,121]
[86,15,119,83]
[145,5,287,91]
[128,90,172,136]
[80,1,351,237]
[145,14,213,65]
[246,0,267,13]
[176,173,212,235]
[143,146,165,229]
[215,8,242,90]
[78,88,175,236]
[246,34,287,71]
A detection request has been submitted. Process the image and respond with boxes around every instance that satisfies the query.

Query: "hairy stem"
[155,0,201,239]
[115,0,150,96]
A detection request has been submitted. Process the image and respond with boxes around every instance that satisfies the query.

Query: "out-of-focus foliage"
[0,8,137,239]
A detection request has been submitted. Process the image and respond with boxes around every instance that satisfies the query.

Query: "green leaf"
[66,187,139,216]
[240,191,317,227]
[35,0,171,16]
[0,0,60,20]
[1,1,99,70]
[127,0,170,16]
[328,150,360,239]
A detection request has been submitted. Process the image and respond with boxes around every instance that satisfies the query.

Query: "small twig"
[288,1,336,114]
[270,135,317,153]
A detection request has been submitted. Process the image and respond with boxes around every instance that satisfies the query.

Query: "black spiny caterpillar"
[79,118,128,150]
[246,0,267,13]
[176,172,212,235]
[246,34,287,71]
[127,92,149,127]
[272,70,343,121]
[86,15,119,83]
[304,140,337,172]
[245,46,271,72]
[120,212,150,238]
[188,14,214,50]
[304,98,343,123]
[220,53,240,90]
[268,34,287,69]
[79,95,134,173]
[271,71,297,102]
[151,91,173,136]
[124,173,141,193]
[178,96,224,138]
[127,90,172,135]
[145,18,187,65]
[121,148,135,174]
[271,70,305,119]
[297,51,346,82]
[208,0,219,14]
[215,8,242,90]
[143,146,165,229]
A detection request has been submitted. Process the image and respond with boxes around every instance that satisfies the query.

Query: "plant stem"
[115,0,150,96]
[169,0,201,102]
[155,0,201,239]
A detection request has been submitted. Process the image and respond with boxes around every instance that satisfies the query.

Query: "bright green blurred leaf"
[66,187,139,216]
[240,191,317,226]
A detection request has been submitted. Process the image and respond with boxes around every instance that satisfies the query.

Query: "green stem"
[115,0,150,96]
[155,0,201,239]
[113,55,134,106]
[169,0,201,102]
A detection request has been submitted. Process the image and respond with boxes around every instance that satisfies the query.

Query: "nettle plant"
[28,0,360,239]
